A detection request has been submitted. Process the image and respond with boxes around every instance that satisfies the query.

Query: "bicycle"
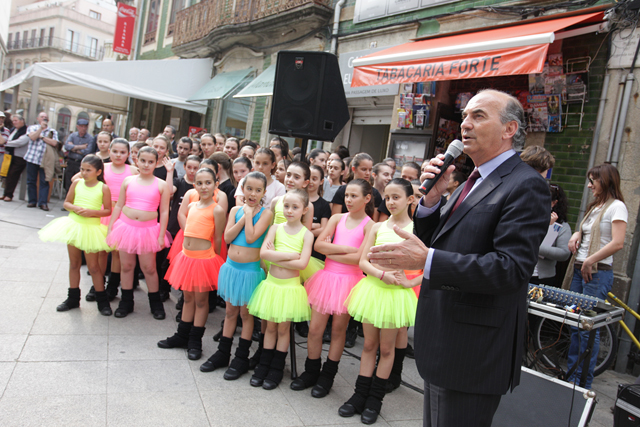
[526,291,639,379]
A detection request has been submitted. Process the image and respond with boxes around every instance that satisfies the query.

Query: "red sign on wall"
[114,3,136,55]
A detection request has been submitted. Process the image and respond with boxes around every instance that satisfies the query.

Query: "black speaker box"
[492,368,596,427]
[615,384,640,426]
[269,51,350,142]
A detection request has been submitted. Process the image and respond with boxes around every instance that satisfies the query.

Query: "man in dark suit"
[369,89,550,426]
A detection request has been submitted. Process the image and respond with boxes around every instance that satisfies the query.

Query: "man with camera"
[25,112,59,211]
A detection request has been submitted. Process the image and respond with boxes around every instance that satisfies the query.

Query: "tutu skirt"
[165,247,223,292]
[248,273,310,323]
[218,258,265,306]
[300,256,325,283]
[168,229,184,262]
[39,216,111,253]
[305,259,363,315]
[347,275,418,329]
[107,215,172,254]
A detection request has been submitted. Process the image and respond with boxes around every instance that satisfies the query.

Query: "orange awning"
[351,12,604,87]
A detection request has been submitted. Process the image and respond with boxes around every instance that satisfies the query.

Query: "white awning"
[234,65,276,98]
[0,59,214,114]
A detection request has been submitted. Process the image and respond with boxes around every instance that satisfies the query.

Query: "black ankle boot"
[200,336,233,372]
[250,348,274,387]
[95,291,112,316]
[57,288,81,312]
[224,338,252,380]
[114,289,134,318]
[387,347,406,393]
[262,350,288,390]
[361,375,388,424]
[106,272,120,301]
[85,285,96,301]
[187,326,206,360]
[249,332,264,370]
[290,357,321,391]
[148,291,165,320]
[158,321,192,349]
[213,319,224,342]
[312,358,339,398]
[338,375,372,418]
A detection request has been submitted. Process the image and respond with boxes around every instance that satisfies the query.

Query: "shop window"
[57,107,71,137]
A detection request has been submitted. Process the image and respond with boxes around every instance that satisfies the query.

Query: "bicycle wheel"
[532,317,618,377]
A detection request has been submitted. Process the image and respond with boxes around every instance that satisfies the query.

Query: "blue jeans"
[566,267,613,389]
[26,161,49,206]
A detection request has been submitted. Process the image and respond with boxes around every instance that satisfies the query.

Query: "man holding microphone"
[369,89,550,426]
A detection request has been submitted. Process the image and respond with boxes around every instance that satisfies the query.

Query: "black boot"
[312,358,339,398]
[252,318,261,342]
[249,332,264,370]
[105,272,120,301]
[85,285,96,301]
[213,319,224,342]
[95,290,112,316]
[387,347,406,392]
[338,375,372,418]
[345,318,358,348]
[262,350,287,390]
[148,291,166,320]
[114,289,134,318]
[208,291,217,313]
[175,292,183,310]
[57,288,81,312]
[187,326,206,360]
[290,357,321,391]
[224,338,252,380]
[361,375,388,424]
[250,348,274,387]
[158,321,192,349]
[200,336,232,372]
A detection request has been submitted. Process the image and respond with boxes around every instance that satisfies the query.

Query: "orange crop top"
[184,202,216,241]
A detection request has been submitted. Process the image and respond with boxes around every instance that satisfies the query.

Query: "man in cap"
[63,118,95,191]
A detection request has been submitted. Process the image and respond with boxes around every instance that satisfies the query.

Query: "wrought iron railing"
[7,36,104,60]
[173,0,331,47]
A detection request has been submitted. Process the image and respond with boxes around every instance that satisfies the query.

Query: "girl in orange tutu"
[159,167,226,360]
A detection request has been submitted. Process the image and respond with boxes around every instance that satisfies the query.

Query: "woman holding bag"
[566,164,627,389]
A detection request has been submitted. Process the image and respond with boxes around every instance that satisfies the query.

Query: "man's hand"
[420,154,456,208]
[368,224,429,271]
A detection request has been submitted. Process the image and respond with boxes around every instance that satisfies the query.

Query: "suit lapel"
[432,154,521,243]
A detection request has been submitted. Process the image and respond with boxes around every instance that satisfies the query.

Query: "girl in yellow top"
[340,178,421,424]
[247,189,314,391]
[39,155,113,315]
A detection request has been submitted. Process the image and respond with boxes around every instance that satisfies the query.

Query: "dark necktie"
[448,169,481,220]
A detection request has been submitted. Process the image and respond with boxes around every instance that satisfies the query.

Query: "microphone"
[419,139,464,195]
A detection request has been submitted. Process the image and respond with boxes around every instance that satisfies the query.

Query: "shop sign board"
[354,0,457,24]
[352,44,549,86]
[339,47,399,97]
[114,3,136,55]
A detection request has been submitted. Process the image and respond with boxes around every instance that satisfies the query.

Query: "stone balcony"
[172,0,333,58]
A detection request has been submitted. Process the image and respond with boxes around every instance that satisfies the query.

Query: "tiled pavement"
[0,193,633,426]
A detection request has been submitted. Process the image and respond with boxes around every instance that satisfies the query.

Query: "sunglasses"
[588,178,595,185]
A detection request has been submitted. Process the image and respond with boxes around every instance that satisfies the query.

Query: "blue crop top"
[231,206,268,248]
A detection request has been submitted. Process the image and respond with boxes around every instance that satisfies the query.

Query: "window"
[48,27,54,46]
[15,61,21,74]
[145,0,160,45]
[66,29,79,53]
[22,31,28,48]
[86,37,98,58]
[30,29,36,47]
[7,33,12,49]
[89,10,101,20]
[2,61,6,80]
[167,0,185,36]
[57,107,72,137]
[39,28,45,47]
[14,32,20,49]
[7,61,13,78]
[24,61,30,69]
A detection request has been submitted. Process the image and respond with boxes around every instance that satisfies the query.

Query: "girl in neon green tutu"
[39,154,113,315]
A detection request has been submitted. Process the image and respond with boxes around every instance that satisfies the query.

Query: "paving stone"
[4,361,107,397]
[107,359,196,393]
[20,335,108,362]
[0,394,106,427]
[107,391,209,427]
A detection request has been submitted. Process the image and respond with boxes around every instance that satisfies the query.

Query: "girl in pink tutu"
[158,167,226,360]
[106,146,172,320]
[291,179,374,397]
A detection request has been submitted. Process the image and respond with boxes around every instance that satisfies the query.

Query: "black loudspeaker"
[269,51,350,142]
[615,384,640,426]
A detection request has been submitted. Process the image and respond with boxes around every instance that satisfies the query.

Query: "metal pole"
[615,241,640,372]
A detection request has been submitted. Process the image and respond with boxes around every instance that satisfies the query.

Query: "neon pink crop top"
[126,176,161,212]
[104,164,132,203]
[324,213,371,274]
